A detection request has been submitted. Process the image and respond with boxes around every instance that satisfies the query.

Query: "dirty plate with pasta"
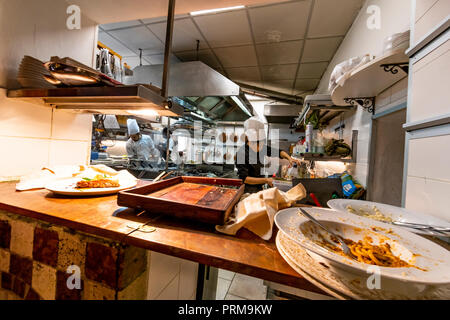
[327,199,450,237]
[274,207,450,297]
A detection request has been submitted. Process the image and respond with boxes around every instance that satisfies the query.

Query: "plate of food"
[327,199,450,237]
[45,167,137,196]
[274,207,450,299]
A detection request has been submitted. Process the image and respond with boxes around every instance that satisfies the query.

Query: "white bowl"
[275,207,450,299]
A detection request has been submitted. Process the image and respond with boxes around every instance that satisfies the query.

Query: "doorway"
[367,107,407,206]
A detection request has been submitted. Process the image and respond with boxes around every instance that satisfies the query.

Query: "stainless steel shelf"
[7,84,183,116]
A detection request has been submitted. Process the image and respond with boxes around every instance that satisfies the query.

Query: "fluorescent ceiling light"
[190,5,245,16]
[231,96,252,117]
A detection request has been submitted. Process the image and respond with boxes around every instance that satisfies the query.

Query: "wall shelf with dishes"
[293,94,355,130]
[299,130,358,163]
[331,48,409,114]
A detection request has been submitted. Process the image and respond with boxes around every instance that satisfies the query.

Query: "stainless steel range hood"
[125,61,253,122]
[264,104,303,124]
[126,61,239,97]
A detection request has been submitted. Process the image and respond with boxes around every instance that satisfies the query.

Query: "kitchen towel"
[216,183,307,240]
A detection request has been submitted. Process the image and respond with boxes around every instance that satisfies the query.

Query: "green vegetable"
[82,178,92,181]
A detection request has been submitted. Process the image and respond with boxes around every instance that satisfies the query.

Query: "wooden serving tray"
[117,176,244,225]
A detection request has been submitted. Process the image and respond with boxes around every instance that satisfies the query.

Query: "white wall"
[0,0,98,181]
[314,0,411,187]
[403,0,450,222]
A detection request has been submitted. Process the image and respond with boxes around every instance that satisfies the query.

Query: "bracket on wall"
[344,97,375,114]
[380,62,409,75]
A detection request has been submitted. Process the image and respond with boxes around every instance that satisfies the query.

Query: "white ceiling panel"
[294,78,320,91]
[226,67,261,81]
[148,19,209,52]
[308,0,363,38]
[101,20,142,31]
[109,26,164,55]
[193,10,253,48]
[140,16,167,24]
[141,14,191,25]
[264,80,294,94]
[260,64,298,81]
[143,54,180,65]
[98,31,137,56]
[293,89,314,98]
[301,37,343,63]
[238,80,267,89]
[249,1,311,43]
[256,40,303,66]
[213,46,257,68]
[297,62,328,78]
[175,49,221,68]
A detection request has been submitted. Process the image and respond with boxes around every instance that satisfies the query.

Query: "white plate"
[45,178,137,196]
[328,199,450,236]
[274,207,450,287]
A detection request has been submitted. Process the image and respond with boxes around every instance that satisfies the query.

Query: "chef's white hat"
[244,116,266,142]
[127,119,140,135]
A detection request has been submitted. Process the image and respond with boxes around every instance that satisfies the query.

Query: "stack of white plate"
[383,30,410,54]
[274,205,450,300]
[17,55,56,89]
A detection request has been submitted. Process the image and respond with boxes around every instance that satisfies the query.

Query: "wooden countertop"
[0,181,325,294]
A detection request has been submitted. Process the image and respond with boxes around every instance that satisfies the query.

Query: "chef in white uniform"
[126,119,159,160]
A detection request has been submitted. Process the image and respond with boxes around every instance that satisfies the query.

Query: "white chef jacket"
[126,134,159,160]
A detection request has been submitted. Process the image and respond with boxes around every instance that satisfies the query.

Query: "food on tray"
[346,204,394,223]
[319,235,412,268]
[76,174,120,189]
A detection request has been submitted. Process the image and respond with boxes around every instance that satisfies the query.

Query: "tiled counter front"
[0,210,148,300]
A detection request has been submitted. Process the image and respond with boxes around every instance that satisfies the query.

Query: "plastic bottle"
[305,123,314,153]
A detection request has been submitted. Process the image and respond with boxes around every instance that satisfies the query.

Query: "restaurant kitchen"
[0,0,449,302]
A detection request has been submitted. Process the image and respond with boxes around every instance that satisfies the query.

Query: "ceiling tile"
[294,78,320,91]
[297,62,328,78]
[260,64,298,81]
[175,49,221,68]
[293,90,315,98]
[109,26,164,55]
[98,31,137,56]
[213,46,257,68]
[140,16,167,24]
[101,20,142,31]
[193,10,252,47]
[308,0,364,38]
[301,37,343,63]
[148,19,208,52]
[238,80,266,88]
[249,1,311,43]
[143,54,180,65]
[256,40,303,66]
[226,67,261,81]
[141,14,190,25]
[264,80,294,95]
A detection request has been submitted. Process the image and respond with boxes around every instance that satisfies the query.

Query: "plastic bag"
[328,54,372,92]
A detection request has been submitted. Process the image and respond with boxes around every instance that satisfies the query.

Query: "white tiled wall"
[0,0,98,181]
[313,0,411,187]
[147,252,198,300]
[409,39,450,123]
[403,0,450,222]
[0,91,93,181]
[405,134,450,221]
[413,0,450,43]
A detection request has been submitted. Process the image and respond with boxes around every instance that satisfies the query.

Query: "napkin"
[216,183,307,240]
[16,164,136,191]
